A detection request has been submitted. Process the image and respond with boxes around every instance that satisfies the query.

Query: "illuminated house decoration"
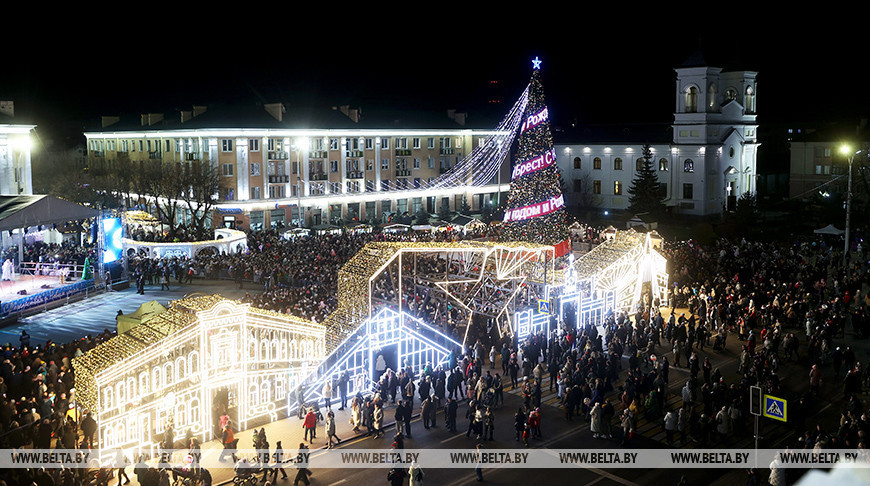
[72,295,326,453]
[518,229,669,340]
[296,307,462,408]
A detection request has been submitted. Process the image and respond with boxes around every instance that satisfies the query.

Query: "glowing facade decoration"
[122,228,248,260]
[73,296,326,454]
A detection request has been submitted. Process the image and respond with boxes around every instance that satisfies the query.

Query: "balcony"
[148,152,163,160]
[440,148,455,155]
[268,151,288,160]
[395,149,412,156]
[439,167,451,174]
[269,175,290,184]
[396,169,411,177]
[309,172,328,181]
[346,171,364,179]
[346,150,363,158]
[185,153,199,161]
[309,150,328,159]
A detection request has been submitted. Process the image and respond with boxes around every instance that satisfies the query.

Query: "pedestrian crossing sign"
[762,394,787,422]
[537,299,551,314]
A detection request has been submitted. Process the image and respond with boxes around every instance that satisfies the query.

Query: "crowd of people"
[3,225,870,486]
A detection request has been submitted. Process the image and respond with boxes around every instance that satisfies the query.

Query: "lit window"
[614,158,623,171]
[614,181,622,195]
[593,157,602,170]
[684,159,694,173]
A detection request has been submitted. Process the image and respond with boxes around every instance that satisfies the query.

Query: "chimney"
[337,105,360,123]
[101,116,120,128]
[0,101,13,117]
[264,103,285,122]
[140,113,164,126]
[180,110,192,123]
[447,109,467,126]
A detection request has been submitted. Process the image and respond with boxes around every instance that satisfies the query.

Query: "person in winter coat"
[590,402,603,439]
[514,408,526,442]
[421,397,434,429]
[715,406,731,441]
[373,403,384,438]
[302,409,317,443]
[409,461,425,486]
[664,409,677,445]
[325,411,340,448]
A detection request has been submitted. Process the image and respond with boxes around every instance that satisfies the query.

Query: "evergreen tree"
[438,197,451,221]
[500,59,569,253]
[459,195,471,215]
[627,144,666,216]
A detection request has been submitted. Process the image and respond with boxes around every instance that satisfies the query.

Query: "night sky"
[4,23,867,143]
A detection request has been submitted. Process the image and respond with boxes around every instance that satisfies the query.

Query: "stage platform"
[0,274,96,322]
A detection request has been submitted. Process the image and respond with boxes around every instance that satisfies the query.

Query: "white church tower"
[672,52,759,214]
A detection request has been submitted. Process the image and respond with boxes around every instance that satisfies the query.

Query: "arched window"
[593,157,602,170]
[126,377,136,402]
[260,340,269,361]
[613,158,623,170]
[684,159,695,173]
[153,367,162,391]
[290,339,298,360]
[659,158,669,171]
[271,339,279,363]
[573,157,581,169]
[103,387,114,410]
[189,398,200,429]
[139,371,149,396]
[175,357,186,382]
[708,83,717,111]
[636,158,644,172]
[188,351,199,376]
[685,86,698,113]
[260,380,271,404]
[724,88,737,103]
[249,338,258,360]
[249,384,259,407]
[164,362,174,386]
[745,86,755,113]
[175,402,187,427]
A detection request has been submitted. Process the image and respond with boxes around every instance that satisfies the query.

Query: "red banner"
[554,238,572,257]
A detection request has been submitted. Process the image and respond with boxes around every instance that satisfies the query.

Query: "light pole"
[840,146,860,260]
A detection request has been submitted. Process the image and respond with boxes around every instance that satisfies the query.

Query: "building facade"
[84,104,509,230]
[0,101,35,196]
[73,296,327,453]
[788,121,868,200]
[556,59,759,216]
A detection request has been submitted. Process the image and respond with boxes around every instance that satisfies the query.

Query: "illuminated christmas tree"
[501,58,570,256]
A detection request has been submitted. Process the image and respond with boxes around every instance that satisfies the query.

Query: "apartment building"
[85,103,509,230]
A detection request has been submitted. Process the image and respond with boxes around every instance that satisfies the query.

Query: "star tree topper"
[532,57,542,69]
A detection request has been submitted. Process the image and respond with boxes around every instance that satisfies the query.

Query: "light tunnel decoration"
[72,296,327,454]
[294,307,463,412]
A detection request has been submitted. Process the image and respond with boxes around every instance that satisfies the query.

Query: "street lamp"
[840,145,860,260]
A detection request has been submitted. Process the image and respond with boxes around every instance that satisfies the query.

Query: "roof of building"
[554,122,673,145]
[85,101,503,133]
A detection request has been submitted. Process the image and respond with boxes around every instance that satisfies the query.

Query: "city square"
[1,31,869,486]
